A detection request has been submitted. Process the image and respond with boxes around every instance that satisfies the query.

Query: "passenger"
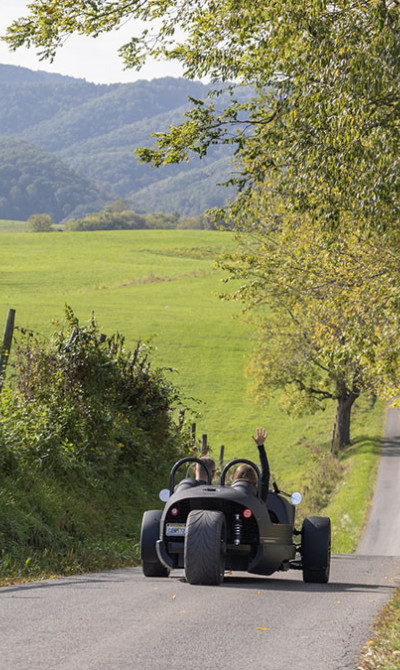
[232,427,270,500]
[252,427,270,501]
[195,456,216,484]
[233,464,258,487]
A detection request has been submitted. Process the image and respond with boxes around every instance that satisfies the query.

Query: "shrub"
[2,307,187,478]
[27,213,54,232]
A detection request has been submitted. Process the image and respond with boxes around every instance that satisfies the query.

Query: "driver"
[195,456,216,484]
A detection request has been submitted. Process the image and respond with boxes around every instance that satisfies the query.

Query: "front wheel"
[301,516,331,584]
[184,510,226,585]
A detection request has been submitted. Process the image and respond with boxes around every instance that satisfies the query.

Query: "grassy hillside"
[0,229,324,453]
[0,230,383,562]
[0,230,258,444]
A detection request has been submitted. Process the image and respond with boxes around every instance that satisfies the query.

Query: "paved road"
[1,556,399,670]
[357,404,400,556]
[1,410,400,670]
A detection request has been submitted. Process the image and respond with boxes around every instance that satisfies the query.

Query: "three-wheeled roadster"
[140,457,331,585]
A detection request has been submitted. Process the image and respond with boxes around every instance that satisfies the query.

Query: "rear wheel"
[140,510,170,578]
[301,516,331,584]
[184,510,226,585]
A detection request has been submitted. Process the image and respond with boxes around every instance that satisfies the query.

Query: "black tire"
[301,516,331,584]
[142,560,170,578]
[184,510,226,585]
[140,510,170,578]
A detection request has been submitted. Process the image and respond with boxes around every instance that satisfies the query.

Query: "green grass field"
[0,219,27,233]
[0,229,383,551]
[0,230,335,459]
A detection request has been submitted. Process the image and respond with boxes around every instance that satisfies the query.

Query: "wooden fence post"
[178,409,185,430]
[191,423,196,450]
[201,434,208,455]
[0,308,16,392]
[219,445,225,466]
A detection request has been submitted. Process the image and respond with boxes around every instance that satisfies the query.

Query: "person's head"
[195,456,216,482]
[233,464,257,486]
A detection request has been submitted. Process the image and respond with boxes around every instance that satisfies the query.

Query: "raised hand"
[252,427,267,446]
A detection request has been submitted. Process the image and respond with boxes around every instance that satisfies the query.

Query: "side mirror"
[159,489,170,503]
[290,491,302,506]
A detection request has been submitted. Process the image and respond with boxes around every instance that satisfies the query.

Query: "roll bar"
[169,457,211,494]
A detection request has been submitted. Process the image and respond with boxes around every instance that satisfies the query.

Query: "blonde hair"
[233,464,257,486]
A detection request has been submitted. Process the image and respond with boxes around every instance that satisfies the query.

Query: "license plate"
[166,523,186,537]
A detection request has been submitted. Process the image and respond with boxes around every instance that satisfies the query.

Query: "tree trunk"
[331,391,359,454]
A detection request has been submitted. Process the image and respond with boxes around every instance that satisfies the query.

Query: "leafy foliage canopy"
[5,2,400,231]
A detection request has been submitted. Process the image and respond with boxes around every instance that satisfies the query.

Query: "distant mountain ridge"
[0,64,236,221]
[0,63,88,84]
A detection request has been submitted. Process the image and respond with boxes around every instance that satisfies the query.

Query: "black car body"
[141,457,331,585]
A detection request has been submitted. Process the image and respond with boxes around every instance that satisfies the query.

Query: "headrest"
[231,480,256,494]
[174,477,197,492]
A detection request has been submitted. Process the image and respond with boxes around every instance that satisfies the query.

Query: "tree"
[220,199,400,451]
[27,213,54,232]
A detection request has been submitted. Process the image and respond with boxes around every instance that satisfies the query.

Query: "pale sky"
[0,0,184,83]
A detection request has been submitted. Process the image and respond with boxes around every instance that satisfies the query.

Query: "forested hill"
[0,64,236,220]
[0,136,110,222]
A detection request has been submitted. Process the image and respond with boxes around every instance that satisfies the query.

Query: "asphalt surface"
[1,555,400,670]
[1,410,400,670]
[357,404,400,556]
